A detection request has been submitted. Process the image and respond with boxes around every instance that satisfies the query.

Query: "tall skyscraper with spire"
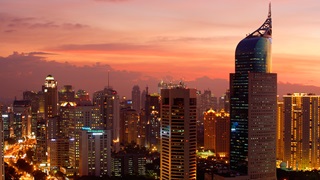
[229,4,277,179]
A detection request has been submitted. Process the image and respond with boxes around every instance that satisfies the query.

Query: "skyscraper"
[160,86,197,180]
[93,87,120,152]
[282,93,320,170]
[145,91,160,149]
[132,85,141,112]
[42,75,58,119]
[229,4,277,179]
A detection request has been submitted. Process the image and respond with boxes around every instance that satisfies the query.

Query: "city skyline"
[1,1,320,101]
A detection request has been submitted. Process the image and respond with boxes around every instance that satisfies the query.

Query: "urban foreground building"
[229,4,277,179]
[160,85,197,180]
[282,93,320,170]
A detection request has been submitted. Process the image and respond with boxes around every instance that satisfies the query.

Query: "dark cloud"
[0,13,89,32]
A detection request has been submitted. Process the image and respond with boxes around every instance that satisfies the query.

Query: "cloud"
[0,13,89,32]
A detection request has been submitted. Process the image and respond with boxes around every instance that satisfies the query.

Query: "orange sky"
[1,0,320,87]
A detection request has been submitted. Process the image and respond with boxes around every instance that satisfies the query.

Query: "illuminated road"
[4,138,37,180]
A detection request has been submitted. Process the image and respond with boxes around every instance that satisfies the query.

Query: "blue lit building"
[229,4,277,179]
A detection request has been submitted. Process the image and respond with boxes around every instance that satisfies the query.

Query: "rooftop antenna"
[268,2,271,18]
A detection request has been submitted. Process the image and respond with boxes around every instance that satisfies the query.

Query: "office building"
[160,86,197,180]
[145,91,161,149]
[70,105,101,174]
[93,87,120,152]
[229,4,277,179]
[283,93,320,170]
[79,128,112,177]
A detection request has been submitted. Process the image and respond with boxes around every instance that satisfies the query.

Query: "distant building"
[12,100,32,139]
[204,109,230,159]
[59,85,75,103]
[23,90,44,136]
[160,87,197,180]
[120,108,139,145]
[75,89,91,106]
[132,85,141,112]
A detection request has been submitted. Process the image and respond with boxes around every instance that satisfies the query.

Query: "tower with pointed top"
[229,4,277,179]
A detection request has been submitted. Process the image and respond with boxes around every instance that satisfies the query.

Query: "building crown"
[247,3,272,38]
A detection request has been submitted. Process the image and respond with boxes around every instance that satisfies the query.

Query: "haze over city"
[1,0,320,101]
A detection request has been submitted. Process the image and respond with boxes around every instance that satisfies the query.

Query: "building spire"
[268,2,271,18]
[246,3,272,38]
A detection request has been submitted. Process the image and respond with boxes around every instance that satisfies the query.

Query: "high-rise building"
[276,98,284,161]
[229,4,277,179]
[23,90,44,136]
[132,85,141,112]
[42,75,58,119]
[12,100,32,139]
[1,112,10,140]
[160,87,197,180]
[145,91,161,149]
[0,104,4,180]
[93,87,120,152]
[204,109,230,159]
[120,108,139,145]
[71,105,101,174]
[282,93,320,170]
[79,128,112,177]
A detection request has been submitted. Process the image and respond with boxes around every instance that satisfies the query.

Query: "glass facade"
[230,18,273,174]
